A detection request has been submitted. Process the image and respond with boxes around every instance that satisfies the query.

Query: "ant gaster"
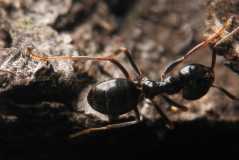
[26,45,239,137]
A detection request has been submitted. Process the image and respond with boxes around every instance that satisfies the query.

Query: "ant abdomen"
[179,64,215,100]
[87,78,141,117]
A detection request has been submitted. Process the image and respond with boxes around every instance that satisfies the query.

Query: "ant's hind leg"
[162,95,188,111]
[26,47,132,79]
[69,120,139,138]
[27,47,142,80]
[134,107,141,121]
[212,84,239,100]
[69,112,141,138]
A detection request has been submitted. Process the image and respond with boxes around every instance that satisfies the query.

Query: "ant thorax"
[142,76,182,99]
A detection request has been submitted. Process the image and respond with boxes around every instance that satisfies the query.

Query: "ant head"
[179,64,214,100]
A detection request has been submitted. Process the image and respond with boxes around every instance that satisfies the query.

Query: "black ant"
[161,16,239,79]
[25,45,239,137]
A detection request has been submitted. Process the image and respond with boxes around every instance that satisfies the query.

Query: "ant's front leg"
[161,16,233,80]
[97,47,143,80]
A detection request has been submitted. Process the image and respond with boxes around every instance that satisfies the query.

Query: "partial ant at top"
[25,34,239,137]
[161,16,239,79]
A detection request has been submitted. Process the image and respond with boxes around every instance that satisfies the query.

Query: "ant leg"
[162,95,188,111]
[212,84,239,100]
[69,120,139,138]
[160,17,233,80]
[109,47,142,78]
[211,50,217,70]
[161,41,206,79]
[96,63,113,78]
[26,47,132,79]
[108,115,118,122]
[134,107,141,121]
[146,98,174,129]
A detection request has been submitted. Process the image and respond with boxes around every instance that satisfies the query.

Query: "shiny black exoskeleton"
[143,64,214,100]
[27,47,238,135]
[87,64,215,122]
[160,16,239,80]
[88,79,141,117]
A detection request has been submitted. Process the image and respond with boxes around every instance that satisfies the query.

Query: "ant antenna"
[214,24,239,47]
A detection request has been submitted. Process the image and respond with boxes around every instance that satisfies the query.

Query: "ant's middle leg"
[212,84,239,100]
[134,107,141,121]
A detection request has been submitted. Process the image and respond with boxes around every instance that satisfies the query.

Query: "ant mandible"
[26,42,239,137]
[161,16,239,79]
